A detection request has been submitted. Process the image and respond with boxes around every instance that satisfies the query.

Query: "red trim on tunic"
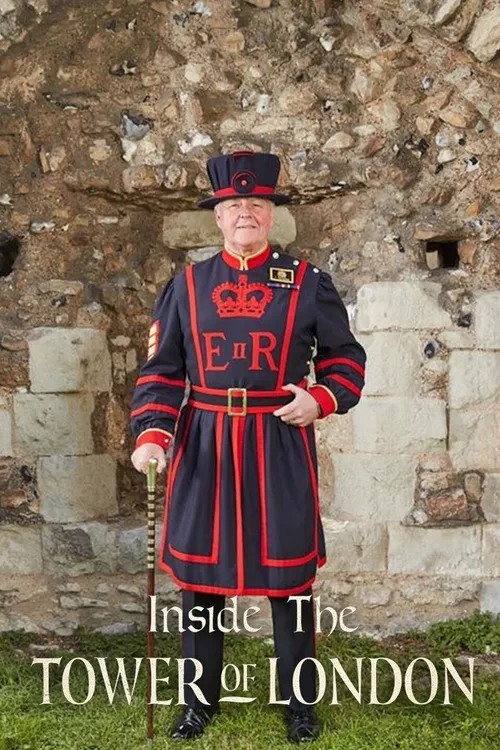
[160,401,324,589]
[276,260,307,389]
[130,403,179,418]
[158,558,327,597]
[329,373,362,397]
[256,413,268,565]
[307,384,338,418]
[161,406,328,594]
[167,410,223,565]
[190,379,307,397]
[221,243,271,270]
[299,426,320,567]
[185,264,206,388]
[187,400,291,414]
[232,413,246,591]
[136,374,186,388]
[165,440,175,512]
[135,428,172,450]
[160,407,194,562]
[256,413,317,567]
[315,357,365,377]
[214,186,275,198]
[213,411,223,564]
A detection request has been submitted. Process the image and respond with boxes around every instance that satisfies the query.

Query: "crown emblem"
[212,274,273,318]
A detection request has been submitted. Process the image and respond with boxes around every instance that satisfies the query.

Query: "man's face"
[214,197,275,248]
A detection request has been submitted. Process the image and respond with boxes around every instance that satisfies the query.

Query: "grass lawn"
[1,610,499,749]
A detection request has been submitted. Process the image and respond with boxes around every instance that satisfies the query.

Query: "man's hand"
[131,443,167,474]
[273,383,321,427]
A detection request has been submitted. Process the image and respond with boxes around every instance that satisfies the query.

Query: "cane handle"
[147,457,158,493]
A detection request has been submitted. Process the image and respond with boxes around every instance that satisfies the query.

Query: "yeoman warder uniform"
[129,151,367,738]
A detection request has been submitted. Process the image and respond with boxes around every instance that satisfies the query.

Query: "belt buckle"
[227,387,247,416]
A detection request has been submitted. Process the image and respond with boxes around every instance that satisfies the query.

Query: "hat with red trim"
[196,150,291,209]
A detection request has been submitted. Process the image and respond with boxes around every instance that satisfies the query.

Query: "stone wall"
[0,0,500,637]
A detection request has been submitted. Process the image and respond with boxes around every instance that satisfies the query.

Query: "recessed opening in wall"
[425,240,459,270]
[0,232,20,277]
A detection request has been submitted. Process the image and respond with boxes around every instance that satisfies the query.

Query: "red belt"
[187,378,309,416]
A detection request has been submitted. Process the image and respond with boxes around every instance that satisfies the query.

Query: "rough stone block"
[0,612,43,633]
[322,519,387,573]
[94,622,137,635]
[358,583,393,608]
[482,524,500,577]
[449,351,500,408]
[475,291,500,349]
[400,577,480,607]
[0,525,43,574]
[353,397,447,453]
[42,522,118,576]
[480,580,500,615]
[28,328,112,393]
[355,282,452,332]
[0,407,13,456]
[57,583,81,593]
[39,618,79,636]
[315,406,353,444]
[331,454,418,521]
[481,474,500,522]
[162,207,296,249]
[59,595,109,609]
[356,331,422,396]
[449,411,500,471]
[13,393,94,456]
[185,247,219,264]
[388,524,482,575]
[467,8,500,63]
[38,455,118,522]
[437,329,476,349]
[271,208,299,247]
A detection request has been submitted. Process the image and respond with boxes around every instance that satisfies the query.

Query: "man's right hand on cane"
[131,443,167,475]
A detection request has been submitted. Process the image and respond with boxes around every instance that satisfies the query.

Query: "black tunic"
[130,243,366,596]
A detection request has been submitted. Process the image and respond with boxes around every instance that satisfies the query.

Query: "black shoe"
[284,707,321,743]
[169,705,219,739]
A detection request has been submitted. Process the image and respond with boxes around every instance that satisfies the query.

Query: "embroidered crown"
[211,275,273,318]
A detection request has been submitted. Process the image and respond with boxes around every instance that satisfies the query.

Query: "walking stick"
[146,457,158,741]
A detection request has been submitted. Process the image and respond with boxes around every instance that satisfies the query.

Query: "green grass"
[0,612,499,749]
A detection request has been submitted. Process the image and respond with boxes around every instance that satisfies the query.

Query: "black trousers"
[180,586,317,710]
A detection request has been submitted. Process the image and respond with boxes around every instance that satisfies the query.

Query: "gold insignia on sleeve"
[269,267,295,284]
[147,320,160,360]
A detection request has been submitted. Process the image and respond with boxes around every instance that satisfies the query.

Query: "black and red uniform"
[130,149,367,714]
[129,242,367,598]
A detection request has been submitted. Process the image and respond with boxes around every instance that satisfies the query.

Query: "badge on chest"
[267,267,299,290]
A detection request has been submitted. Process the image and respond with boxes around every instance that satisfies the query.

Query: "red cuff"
[307,384,338,418]
[135,428,172,450]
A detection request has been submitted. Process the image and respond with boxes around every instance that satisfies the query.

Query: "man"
[129,150,367,742]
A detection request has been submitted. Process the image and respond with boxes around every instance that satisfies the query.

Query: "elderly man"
[130,151,367,742]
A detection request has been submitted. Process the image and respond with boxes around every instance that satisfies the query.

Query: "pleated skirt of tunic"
[159,402,327,596]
